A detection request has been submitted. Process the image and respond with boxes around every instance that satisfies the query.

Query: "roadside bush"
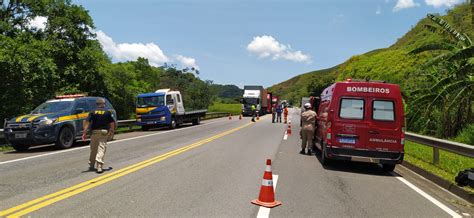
[453,124,474,145]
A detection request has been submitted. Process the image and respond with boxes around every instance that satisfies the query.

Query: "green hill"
[268,3,473,106]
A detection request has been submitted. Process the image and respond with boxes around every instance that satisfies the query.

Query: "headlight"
[137,118,142,122]
[160,116,166,121]
[38,118,56,128]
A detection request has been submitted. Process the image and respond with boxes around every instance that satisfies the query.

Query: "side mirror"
[75,108,85,114]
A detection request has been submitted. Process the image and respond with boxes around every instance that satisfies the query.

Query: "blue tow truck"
[135,89,207,131]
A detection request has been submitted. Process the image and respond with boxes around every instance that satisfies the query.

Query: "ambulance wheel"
[321,143,331,166]
[382,164,396,172]
[11,143,30,152]
[169,118,177,130]
[56,127,74,149]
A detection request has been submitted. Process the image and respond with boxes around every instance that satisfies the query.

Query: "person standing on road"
[283,106,289,124]
[251,104,257,122]
[276,104,283,123]
[300,103,317,155]
[271,104,276,123]
[82,98,116,173]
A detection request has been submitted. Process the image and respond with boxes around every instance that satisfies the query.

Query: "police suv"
[3,94,117,151]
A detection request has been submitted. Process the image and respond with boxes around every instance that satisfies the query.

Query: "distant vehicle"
[241,85,268,116]
[301,97,310,113]
[3,94,117,151]
[314,79,405,171]
[271,94,280,111]
[136,89,207,131]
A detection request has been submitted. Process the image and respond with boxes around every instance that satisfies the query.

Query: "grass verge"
[208,103,242,115]
[404,141,474,194]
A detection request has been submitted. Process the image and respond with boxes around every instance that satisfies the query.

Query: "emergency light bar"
[346,78,386,83]
[55,94,86,99]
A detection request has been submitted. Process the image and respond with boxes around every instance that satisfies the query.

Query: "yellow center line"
[1,120,257,217]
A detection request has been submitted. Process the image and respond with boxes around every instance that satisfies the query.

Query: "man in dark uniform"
[82,98,115,173]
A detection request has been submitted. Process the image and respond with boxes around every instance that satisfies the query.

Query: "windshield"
[31,101,73,114]
[244,98,259,105]
[137,96,165,108]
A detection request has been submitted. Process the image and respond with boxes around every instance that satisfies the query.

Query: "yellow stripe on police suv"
[27,114,45,122]
[136,107,157,114]
[57,113,89,122]
[15,115,30,122]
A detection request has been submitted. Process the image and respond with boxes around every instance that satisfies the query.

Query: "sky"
[72,0,465,88]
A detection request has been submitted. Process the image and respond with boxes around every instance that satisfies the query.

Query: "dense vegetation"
[268,3,473,143]
[210,84,243,104]
[0,0,217,122]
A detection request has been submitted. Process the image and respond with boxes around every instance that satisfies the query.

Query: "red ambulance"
[314,79,405,171]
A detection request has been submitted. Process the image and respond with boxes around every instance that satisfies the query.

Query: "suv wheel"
[55,127,74,149]
[11,143,30,152]
[141,125,150,131]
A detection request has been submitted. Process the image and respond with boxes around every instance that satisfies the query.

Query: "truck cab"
[136,89,206,130]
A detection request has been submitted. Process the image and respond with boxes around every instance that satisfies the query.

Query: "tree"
[409,14,473,137]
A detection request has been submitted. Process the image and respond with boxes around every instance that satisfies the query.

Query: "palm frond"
[409,43,456,54]
[422,24,439,33]
[447,46,474,62]
[427,14,471,47]
[422,53,453,68]
[447,82,474,111]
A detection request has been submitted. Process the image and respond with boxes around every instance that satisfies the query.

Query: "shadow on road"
[312,149,392,177]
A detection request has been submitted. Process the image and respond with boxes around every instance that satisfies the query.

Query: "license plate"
[15,133,27,139]
[339,138,356,144]
[147,121,155,124]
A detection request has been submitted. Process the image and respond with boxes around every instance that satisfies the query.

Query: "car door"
[175,93,185,115]
[333,97,370,150]
[74,99,90,137]
[367,98,401,152]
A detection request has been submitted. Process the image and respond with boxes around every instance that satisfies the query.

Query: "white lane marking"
[283,131,288,140]
[390,172,461,218]
[256,174,279,218]
[0,119,228,166]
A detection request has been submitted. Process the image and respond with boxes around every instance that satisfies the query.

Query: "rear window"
[339,98,364,119]
[373,100,395,121]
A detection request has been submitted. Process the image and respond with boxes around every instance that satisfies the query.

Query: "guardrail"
[405,132,474,164]
[116,112,231,130]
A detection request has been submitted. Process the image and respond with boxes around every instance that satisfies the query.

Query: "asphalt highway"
[0,109,471,217]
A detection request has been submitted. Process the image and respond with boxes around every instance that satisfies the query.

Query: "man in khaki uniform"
[300,103,317,155]
[82,98,115,173]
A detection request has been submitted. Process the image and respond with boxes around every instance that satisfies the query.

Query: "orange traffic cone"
[251,159,281,208]
[229,113,232,120]
[287,125,292,135]
[239,114,242,120]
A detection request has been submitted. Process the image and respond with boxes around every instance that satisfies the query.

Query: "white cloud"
[96,30,170,67]
[246,35,311,63]
[176,55,199,70]
[376,6,382,14]
[393,0,420,11]
[28,16,47,30]
[425,0,462,8]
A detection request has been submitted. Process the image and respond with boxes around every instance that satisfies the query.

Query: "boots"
[300,149,305,154]
[96,163,103,174]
